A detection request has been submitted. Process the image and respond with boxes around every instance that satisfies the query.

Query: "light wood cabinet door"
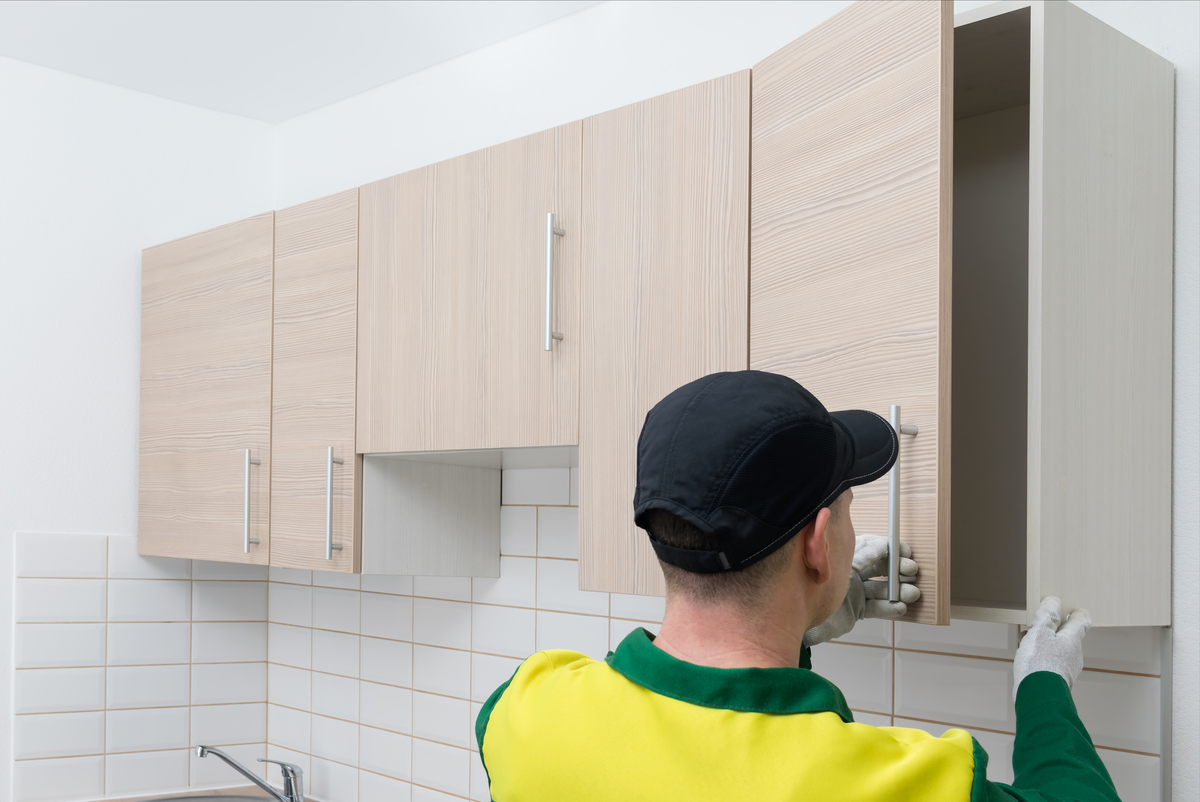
[139,213,274,563]
[750,0,952,624]
[357,123,582,453]
[578,72,751,596]
[270,190,362,572]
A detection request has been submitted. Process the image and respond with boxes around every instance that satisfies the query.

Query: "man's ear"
[800,508,833,585]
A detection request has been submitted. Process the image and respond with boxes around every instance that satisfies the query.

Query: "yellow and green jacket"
[476,628,1122,802]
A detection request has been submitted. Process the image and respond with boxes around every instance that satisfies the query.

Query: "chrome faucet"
[195,745,304,802]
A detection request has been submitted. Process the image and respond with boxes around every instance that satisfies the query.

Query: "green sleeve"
[474,663,524,793]
[970,671,1121,802]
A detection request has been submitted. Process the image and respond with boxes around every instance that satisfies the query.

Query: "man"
[476,371,1118,801]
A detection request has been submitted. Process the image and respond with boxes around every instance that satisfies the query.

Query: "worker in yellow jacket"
[476,370,1114,802]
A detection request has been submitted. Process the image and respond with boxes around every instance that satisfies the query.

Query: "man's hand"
[1013,596,1091,700]
[803,534,920,647]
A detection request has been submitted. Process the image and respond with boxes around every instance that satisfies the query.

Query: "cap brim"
[830,410,899,492]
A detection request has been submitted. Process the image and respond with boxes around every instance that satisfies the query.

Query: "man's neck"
[652,595,806,670]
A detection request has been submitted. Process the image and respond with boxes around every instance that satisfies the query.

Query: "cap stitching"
[703,412,825,517]
[659,373,732,505]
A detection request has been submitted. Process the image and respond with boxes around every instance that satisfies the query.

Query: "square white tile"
[192,662,267,705]
[810,642,892,715]
[361,769,412,802]
[313,569,361,590]
[472,603,536,659]
[360,725,412,780]
[268,663,311,711]
[313,671,360,722]
[536,558,607,615]
[361,681,413,734]
[472,653,523,702]
[413,598,471,649]
[413,692,471,748]
[361,574,414,595]
[362,591,413,640]
[610,618,659,650]
[15,623,105,668]
[1073,670,1160,753]
[192,621,267,663]
[105,749,190,796]
[895,651,1015,732]
[194,580,267,621]
[191,702,266,745]
[269,566,312,585]
[609,592,665,623]
[412,739,471,796]
[311,713,359,765]
[13,755,103,802]
[106,664,190,709]
[105,706,190,753]
[268,703,311,753]
[15,710,105,759]
[16,533,106,578]
[191,743,265,787]
[268,622,312,669]
[107,622,190,665]
[502,468,569,506]
[269,582,313,627]
[414,576,472,602]
[472,556,536,608]
[537,507,579,558]
[536,610,608,660]
[412,644,471,698]
[312,628,360,677]
[499,506,537,556]
[107,536,190,579]
[16,578,105,623]
[832,618,893,648]
[898,619,1016,659]
[310,755,359,801]
[361,637,413,687]
[193,560,268,580]
[312,586,361,633]
[108,579,191,622]
[15,666,105,713]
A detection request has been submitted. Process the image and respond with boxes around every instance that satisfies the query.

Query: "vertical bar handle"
[887,406,919,601]
[544,212,565,351]
[326,446,345,560]
[244,448,261,554]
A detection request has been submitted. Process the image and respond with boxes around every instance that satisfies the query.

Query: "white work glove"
[804,535,920,647]
[1013,596,1091,700]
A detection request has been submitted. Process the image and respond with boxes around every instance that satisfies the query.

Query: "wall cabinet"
[139,213,274,564]
[577,71,751,596]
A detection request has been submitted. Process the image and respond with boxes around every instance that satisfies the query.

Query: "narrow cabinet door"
[750,0,952,624]
[271,190,361,572]
[139,213,274,563]
[578,72,750,596]
[357,124,581,453]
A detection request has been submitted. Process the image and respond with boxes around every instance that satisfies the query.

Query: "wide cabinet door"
[271,190,362,572]
[139,213,274,563]
[357,123,581,453]
[579,72,751,596]
[750,1,952,623]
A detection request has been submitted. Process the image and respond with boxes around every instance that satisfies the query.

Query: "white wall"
[0,55,275,796]
[273,1,1200,793]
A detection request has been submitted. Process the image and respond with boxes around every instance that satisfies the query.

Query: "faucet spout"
[194,745,303,802]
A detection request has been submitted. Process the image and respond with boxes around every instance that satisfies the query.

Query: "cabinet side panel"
[751,0,953,623]
[579,71,751,596]
[139,212,275,563]
[1031,2,1174,625]
[271,189,360,572]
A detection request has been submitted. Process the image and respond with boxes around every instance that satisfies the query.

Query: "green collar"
[605,628,854,721]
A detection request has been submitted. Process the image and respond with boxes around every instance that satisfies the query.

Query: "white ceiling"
[0,0,602,123]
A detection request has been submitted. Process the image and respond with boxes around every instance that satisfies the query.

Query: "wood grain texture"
[578,71,751,596]
[357,123,582,453]
[361,457,500,577]
[139,213,274,563]
[271,189,361,572]
[1027,1,1174,626]
[750,0,952,624]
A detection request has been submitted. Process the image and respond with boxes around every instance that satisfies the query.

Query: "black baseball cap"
[633,370,898,573]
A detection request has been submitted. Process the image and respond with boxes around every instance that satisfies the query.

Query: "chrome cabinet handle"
[887,406,919,601]
[544,212,566,351]
[243,448,261,554]
[326,446,345,560]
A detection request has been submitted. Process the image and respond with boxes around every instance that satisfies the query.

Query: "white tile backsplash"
[105,706,190,753]
[472,603,535,659]
[105,749,191,796]
[17,579,106,623]
[14,755,104,802]
[190,742,266,787]
[537,506,579,558]
[360,769,412,802]
[17,533,107,578]
[270,581,314,627]
[194,579,267,621]
[15,667,105,714]
[894,650,1016,732]
[191,702,267,745]
[269,663,313,710]
[499,505,537,556]
[361,681,413,734]
[106,664,191,709]
[361,591,414,640]
[107,536,191,579]
[107,621,190,664]
[471,653,523,702]
[313,671,360,721]
[415,575,473,602]
[311,713,359,764]
[192,661,268,705]
[108,579,191,622]
[269,703,312,753]
[536,557,608,615]
[312,586,362,633]
[536,610,609,661]
[502,467,569,505]
[413,644,472,698]
[896,619,1017,659]
[193,560,268,581]
[193,621,267,662]
[310,755,359,801]
[609,592,666,623]
[361,573,414,595]
[312,628,360,677]
[15,623,106,668]
[811,642,892,715]
[413,598,471,649]
[472,556,537,607]
[360,726,412,780]
[1073,670,1161,753]
[268,622,312,668]
[412,738,471,797]
[360,637,413,687]
[313,569,362,590]
[16,711,105,759]
[414,691,471,748]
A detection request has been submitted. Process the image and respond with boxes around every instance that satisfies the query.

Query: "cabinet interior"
[950,7,1031,616]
